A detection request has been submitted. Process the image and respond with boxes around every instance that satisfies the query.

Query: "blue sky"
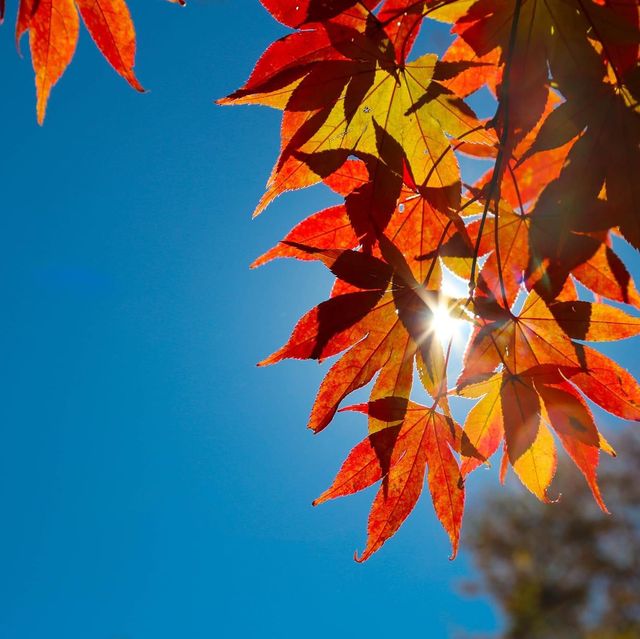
[1,1,637,637]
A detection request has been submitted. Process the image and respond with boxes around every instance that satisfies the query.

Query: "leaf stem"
[468,0,524,309]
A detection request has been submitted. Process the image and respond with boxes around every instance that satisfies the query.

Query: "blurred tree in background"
[463,431,640,639]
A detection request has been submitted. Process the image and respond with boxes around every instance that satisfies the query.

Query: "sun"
[431,303,458,343]
[426,299,467,347]
[424,267,470,346]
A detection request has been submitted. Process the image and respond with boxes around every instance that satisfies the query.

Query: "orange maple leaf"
[14,0,146,122]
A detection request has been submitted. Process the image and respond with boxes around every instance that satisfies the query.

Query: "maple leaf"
[458,288,640,428]
[221,3,493,219]
[314,397,465,560]
[523,77,640,257]
[458,367,614,508]
[259,237,465,432]
[454,0,636,145]
[13,0,145,122]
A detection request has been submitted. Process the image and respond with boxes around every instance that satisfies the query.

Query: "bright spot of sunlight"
[431,303,459,344]
[426,264,470,347]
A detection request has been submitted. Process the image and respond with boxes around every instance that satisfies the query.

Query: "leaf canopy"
[222,0,640,559]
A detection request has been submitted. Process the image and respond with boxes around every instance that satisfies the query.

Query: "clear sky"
[1,1,638,638]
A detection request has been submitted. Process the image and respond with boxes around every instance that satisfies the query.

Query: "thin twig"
[468,0,524,309]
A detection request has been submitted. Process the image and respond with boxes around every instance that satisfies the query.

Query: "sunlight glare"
[426,265,469,346]
[431,303,458,344]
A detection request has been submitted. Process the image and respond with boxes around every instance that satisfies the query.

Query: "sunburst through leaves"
[222,0,640,560]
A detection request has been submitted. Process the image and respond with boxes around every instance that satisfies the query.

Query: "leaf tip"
[257,351,280,367]
[36,103,47,126]
[125,73,146,94]
[312,493,328,506]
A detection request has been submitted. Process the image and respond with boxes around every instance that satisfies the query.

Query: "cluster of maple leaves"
[222,0,640,560]
[7,0,639,560]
